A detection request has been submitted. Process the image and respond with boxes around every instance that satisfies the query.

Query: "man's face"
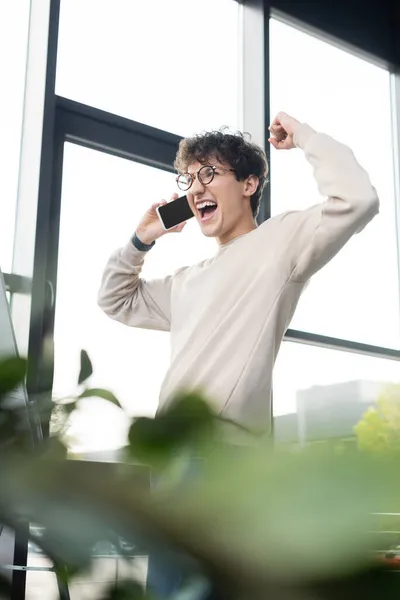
[186,160,257,244]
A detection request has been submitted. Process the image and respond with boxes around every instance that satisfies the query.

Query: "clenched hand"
[268,111,301,150]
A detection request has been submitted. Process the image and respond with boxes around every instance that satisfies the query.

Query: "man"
[98,111,379,434]
[98,111,379,597]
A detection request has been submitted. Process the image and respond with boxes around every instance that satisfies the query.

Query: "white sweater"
[98,124,379,431]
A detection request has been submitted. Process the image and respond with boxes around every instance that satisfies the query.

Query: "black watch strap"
[131,232,155,252]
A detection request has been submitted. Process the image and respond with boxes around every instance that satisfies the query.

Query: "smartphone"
[156,195,194,230]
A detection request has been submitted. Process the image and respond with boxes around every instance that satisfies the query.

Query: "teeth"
[197,201,217,210]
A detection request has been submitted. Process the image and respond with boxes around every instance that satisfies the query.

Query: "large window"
[53,143,216,453]
[273,342,400,444]
[9,6,398,599]
[0,1,31,272]
[269,18,400,349]
[56,0,242,136]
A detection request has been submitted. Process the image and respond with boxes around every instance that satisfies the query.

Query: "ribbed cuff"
[131,232,155,252]
[293,123,317,150]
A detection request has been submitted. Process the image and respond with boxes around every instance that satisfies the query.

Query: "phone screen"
[157,196,194,229]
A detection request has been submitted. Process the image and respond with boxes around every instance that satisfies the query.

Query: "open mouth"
[197,201,218,222]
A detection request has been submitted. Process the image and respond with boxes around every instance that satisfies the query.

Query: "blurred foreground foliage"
[0,352,400,600]
[355,383,400,457]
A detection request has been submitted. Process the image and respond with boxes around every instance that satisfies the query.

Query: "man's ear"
[244,174,259,197]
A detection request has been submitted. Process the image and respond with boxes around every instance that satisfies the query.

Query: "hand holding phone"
[135,194,191,246]
[156,195,194,231]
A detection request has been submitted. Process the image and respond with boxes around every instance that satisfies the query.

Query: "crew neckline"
[217,225,259,253]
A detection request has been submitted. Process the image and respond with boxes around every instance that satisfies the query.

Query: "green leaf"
[166,392,215,432]
[310,563,400,599]
[42,436,69,459]
[53,564,71,586]
[176,444,400,583]
[0,357,27,399]
[79,388,122,408]
[101,580,147,600]
[64,400,78,416]
[78,350,93,385]
[128,392,215,463]
[128,416,177,463]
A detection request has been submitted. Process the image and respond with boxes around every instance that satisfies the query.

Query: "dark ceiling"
[269,0,400,68]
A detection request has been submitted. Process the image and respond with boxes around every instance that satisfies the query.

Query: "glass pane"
[26,532,58,600]
[0,527,15,583]
[26,570,59,600]
[273,342,400,444]
[269,18,400,349]
[53,143,216,454]
[25,570,58,600]
[56,0,241,136]
[26,531,147,598]
[69,558,117,600]
[0,1,30,271]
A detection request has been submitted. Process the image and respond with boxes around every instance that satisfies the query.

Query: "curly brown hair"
[174,128,269,218]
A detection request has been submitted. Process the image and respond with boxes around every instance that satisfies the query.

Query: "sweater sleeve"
[97,240,178,332]
[288,124,379,283]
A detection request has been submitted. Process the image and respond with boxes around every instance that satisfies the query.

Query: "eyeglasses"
[176,165,236,191]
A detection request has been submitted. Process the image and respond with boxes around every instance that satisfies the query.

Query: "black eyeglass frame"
[176,165,236,191]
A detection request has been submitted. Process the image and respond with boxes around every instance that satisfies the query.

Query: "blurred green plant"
[354,384,400,457]
[0,352,400,600]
